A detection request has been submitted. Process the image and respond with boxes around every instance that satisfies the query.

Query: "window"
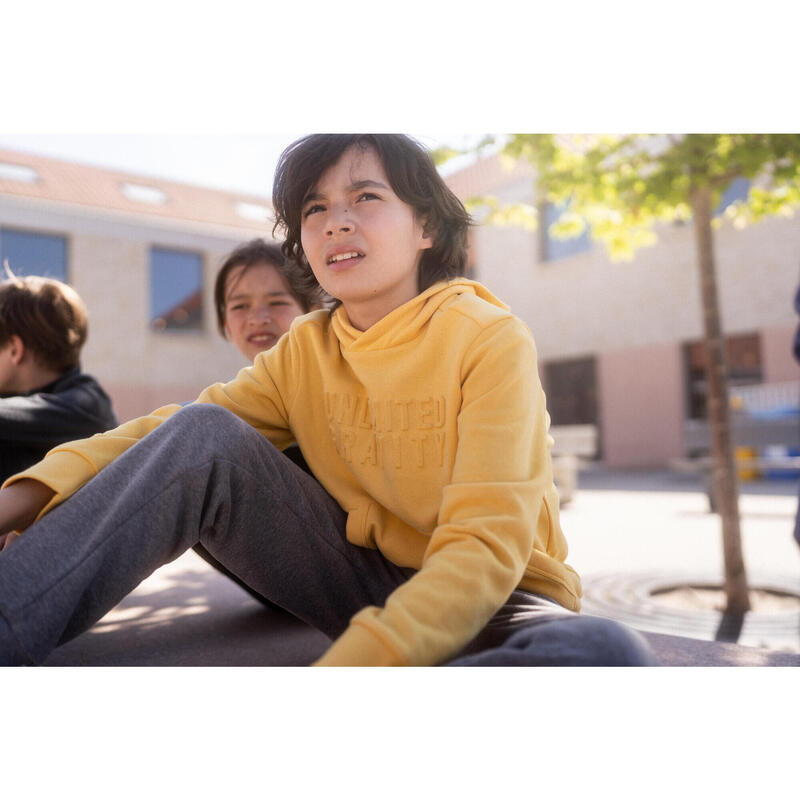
[0,162,38,183]
[683,332,762,419]
[121,182,168,205]
[540,201,591,262]
[0,228,67,281]
[544,356,598,426]
[150,247,204,331]
[234,201,271,223]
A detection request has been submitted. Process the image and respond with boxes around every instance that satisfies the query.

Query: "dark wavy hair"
[272,135,471,302]
[213,238,324,336]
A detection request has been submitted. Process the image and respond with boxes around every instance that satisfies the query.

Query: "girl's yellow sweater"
[7,280,582,665]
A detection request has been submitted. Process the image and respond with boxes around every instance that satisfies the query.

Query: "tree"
[454,133,800,620]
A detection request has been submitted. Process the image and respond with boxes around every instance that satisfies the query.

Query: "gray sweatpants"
[0,405,654,666]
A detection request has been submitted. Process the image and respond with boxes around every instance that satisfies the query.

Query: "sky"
[3,5,794,203]
[0,133,485,198]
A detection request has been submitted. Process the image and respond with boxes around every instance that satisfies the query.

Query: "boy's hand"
[0,479,56,541]
[0,530,20,551]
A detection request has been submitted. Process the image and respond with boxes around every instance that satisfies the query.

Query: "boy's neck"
[341,286,423,331]
[13,361,66,394]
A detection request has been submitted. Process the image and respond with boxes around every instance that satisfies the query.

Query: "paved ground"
[561,467,800,654]
[42,467,800,666]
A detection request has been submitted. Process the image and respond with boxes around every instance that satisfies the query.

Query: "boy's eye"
[357,192,380,202]
[270,301,290,308]
[303,203,325,218]
[229,303,248,312]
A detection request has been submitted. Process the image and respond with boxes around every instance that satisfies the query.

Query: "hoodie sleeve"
[315,317,553,666]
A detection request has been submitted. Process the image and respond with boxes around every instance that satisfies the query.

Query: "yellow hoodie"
[7,279,581,665]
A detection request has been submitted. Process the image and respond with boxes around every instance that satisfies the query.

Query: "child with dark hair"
[0,269,117,484]
[196,238,323,601]
[273,134,471,305]
[213,237,325,362]
[0,135,653,666]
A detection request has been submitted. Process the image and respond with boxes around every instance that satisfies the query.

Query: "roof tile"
[0,147,274,233]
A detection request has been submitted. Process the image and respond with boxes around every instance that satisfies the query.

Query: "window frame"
[538,200,592,264]
[0,226,69,283]
[682,332,763,420]
[543,355,599,427]
[148,245,205,333]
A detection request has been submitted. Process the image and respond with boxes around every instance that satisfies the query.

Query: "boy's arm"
[316,318,565,666]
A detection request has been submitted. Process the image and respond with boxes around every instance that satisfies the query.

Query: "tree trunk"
[690,187,750,615]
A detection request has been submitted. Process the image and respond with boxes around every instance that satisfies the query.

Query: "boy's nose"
[325,208,354,236]
[249,307,272,324]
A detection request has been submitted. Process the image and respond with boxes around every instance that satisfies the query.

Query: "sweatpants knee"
[563,615,656,666]
[170,402,243,433]
[497,613,656,666]
[167,404,271,459]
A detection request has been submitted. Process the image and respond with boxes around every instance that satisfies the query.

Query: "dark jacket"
[0,366,118,482]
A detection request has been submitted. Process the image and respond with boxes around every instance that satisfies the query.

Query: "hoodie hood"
[331,279,509,352]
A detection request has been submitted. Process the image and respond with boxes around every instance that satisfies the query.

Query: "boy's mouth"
[326,249,364,270]
[247,331,277,347]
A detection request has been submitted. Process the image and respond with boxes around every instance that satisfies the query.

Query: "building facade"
[444,154,800,468]
[0,148,275,422]
[2,145,797,468]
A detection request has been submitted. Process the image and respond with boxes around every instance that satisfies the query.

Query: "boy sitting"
[0,137,652,666]
[0,269,118,483]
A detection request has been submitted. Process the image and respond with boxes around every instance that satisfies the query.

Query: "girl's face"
[223,262,305,361]
[299,145,432,331]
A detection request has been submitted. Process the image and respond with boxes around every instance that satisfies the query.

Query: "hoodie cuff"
[2,450,96,526]
[313,621,405,667]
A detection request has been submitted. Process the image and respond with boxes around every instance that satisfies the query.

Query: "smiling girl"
[0,135,652,666]
[195,239,324,602]
[214,238,322,363]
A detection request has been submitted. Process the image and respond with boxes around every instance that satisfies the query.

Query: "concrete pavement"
[562,467,800,654]
[41,466,800,666]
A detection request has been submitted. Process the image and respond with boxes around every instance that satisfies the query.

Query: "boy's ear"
[8,335,25,365]
[419,217,434,251]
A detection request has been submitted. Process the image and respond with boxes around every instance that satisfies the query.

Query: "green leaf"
[469,133,800,260]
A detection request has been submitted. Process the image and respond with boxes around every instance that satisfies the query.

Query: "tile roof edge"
[0,192,276,239]
[0,147,273,205]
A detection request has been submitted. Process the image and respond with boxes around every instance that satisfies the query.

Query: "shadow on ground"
[44,563,331,667]
[42,554,800,667]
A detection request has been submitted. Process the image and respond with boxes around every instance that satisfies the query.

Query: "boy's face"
[222,262,305,362]
[300,144,432,330]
